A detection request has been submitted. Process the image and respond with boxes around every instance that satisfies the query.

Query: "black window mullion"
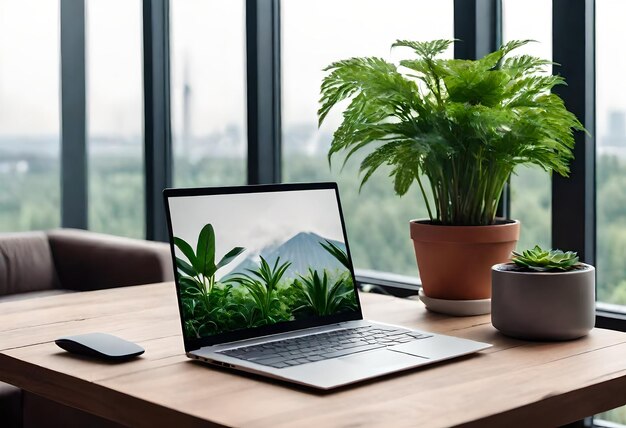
[143,0,172,242]
[551,0,596,264]
[60,0,88,229]
[454,0,502,60]
[246,0,281,185]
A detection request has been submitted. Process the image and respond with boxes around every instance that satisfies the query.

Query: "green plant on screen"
[294,268,356,316]
[227,256,293,326]
[173,223,245,337]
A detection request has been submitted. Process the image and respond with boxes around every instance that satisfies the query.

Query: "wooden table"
[2,283,626,427]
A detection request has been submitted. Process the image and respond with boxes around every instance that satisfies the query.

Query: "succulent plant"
[511,245,580,272]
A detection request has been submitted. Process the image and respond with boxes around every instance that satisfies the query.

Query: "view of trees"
[0,154,60,231]
[1,150,625,307]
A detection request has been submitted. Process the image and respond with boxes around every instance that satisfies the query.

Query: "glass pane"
[596,0,626,309]
[502,0,552,252]
[595,0,626,423]
[170,0,246,187]
[87,0,144,238]
[281,0,453,276]
[0,0,60,231]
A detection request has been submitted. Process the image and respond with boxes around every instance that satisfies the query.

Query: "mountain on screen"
[225,231,347,279]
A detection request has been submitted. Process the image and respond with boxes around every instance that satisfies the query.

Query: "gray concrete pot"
[491,263,595,340]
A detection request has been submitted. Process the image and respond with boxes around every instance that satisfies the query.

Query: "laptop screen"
[165,184,362,350]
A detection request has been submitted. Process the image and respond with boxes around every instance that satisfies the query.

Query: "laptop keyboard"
[218,326,433,369]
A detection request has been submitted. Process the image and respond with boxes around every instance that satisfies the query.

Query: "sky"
[0,0,624,140]
[0,0,59,137]
[168,187,346,267]
[281,0,453,133]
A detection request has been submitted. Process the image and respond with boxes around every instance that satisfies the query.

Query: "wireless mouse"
[55,332,145,361]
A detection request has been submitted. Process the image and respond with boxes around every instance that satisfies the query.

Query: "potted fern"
[491,246,595,340]
[319,39,583,314]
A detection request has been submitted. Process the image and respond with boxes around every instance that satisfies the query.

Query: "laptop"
[163,182,491,390]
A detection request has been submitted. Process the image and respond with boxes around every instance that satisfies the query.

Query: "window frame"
[56,0,626,336]
[60,0,88,229]
[143,0,173,242]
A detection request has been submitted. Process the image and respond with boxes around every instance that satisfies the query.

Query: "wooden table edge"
[0,352,221,428]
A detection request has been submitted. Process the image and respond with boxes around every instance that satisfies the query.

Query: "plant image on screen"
[174,223,357,339]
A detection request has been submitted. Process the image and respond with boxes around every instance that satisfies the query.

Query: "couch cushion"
[47,229,173,291]
[0,232,59,296]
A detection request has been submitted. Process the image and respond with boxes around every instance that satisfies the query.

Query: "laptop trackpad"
[338,348,427,371]
[389,334,483,360]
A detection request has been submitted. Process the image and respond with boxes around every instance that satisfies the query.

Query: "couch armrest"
[46,229,174,291]
[0,232,60,296]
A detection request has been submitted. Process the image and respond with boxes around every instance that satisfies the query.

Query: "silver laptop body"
[164,183,491,390]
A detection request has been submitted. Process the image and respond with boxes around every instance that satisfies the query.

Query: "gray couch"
[0,229,174,427]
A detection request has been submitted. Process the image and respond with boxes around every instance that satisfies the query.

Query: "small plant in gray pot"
[491,246,595,340]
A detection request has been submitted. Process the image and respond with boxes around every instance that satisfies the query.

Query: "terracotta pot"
[410,220,520,300]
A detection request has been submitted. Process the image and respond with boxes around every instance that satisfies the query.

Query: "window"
[9,1,626,339]
[86,0,144,238]
[0,0,60,231]
[502,0,552,252]
[281,0,453,276]
[170,0,247,188]
[596,0,626,308]
[596,0,626,423]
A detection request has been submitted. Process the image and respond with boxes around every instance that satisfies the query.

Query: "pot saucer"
[418,289,491,316]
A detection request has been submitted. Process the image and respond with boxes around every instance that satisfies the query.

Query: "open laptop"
[163,182,491,390]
